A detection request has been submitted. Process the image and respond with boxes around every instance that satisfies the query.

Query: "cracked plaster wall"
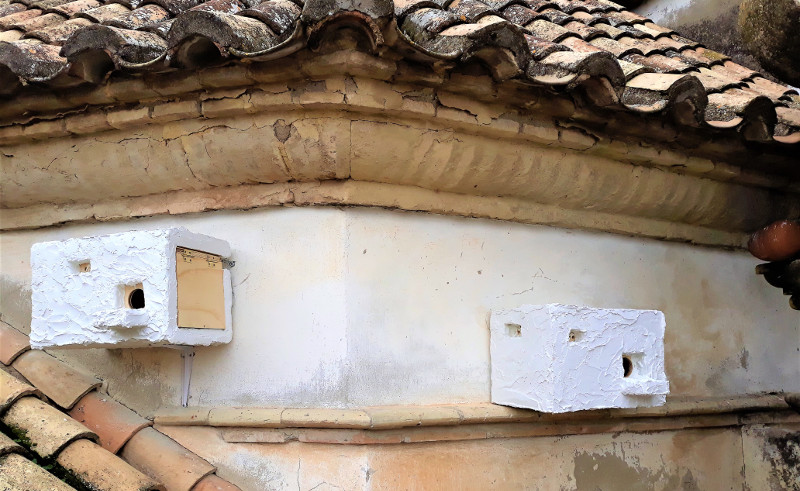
[1,207,797,417]
[157,423,792,490]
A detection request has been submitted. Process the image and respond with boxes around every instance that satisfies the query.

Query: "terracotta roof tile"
[12,11,63,31]
[562,19,603,39]
[0,3,26,16]
[193,474,243,491]
[75,2,130,23]
[0,323,243,490]
[25,16,91,43]
[0,432,24,456]
[0,321,30,365]
[746,76,797,101]
[0,453,75,491]
[777,106,800,135]
[589,21,623,38]
[105,3,170,29]
[0,368,42,413]
[1,396,97,459]
[68,390,152,453]
[121,427,216,491]
[0,28,22,39]
[12,350,101,410]
[57,438,164,490]
[706,88,774,124]
[537,7,572,25]
[0,8,41,29]
[691,67,744,93]
[0,0,796,146]
[44,0,100,16]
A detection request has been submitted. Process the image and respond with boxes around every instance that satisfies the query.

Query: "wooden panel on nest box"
[176,246,226,330]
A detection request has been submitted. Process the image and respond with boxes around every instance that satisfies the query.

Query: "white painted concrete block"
[490,304,669,413]
[30,228,232,348]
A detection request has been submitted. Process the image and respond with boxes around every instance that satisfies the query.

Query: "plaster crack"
[296,459,301,491]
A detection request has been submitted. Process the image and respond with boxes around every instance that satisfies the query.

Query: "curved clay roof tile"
[60,23,167,81]
[240,0,302,36]
[167,9,277,62]
[0,0,798,144]
[0,38,68,83]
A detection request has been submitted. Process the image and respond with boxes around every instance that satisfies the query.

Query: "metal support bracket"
[164,345,195,407]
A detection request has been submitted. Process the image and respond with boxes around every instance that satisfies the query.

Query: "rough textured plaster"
[1,207,798,416]
[490,304,668,413]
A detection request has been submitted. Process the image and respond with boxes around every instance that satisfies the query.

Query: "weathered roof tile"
[12,11,64,31]
[524,32,568,60]
[68,390,152,453]
[0,322,30,365]
[1,396,97,459]
[691,67,743,93]
[240,0,302,35]
[500,3,535,25]
[0,369,41,414]
[589,21,623,38]
[57,439,164,490]
[105,3,170,29]
[45,0,100,17]
[747,76,797,101]
[0,324,243,489]
[0,3,27,16]
[75,2,131,23]
[0,453,75,491]
[0,7,42,28]
[525,18,573,42]
[12,350,101,410]
[0,0,796,144]
[0,431,24,457]
[25,17,91,43]
[121,427,216,491]
[0,28,23,40]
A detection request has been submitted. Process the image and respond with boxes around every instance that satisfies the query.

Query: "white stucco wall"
[1,207,798,414]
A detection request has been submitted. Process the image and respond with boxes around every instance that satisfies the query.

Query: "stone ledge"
[153,394,791,430]
[198,410,800,445]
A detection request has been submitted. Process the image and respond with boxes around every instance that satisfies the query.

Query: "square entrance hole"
[505,323,522,337]
[123,283,145,309]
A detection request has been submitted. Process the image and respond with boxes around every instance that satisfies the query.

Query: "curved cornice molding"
[1,78,798,247]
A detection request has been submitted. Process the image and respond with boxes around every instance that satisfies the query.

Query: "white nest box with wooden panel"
[30,228,232,348]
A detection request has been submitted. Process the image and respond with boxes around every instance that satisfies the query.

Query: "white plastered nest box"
[30,228,232,348]
[490,304,669,413]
